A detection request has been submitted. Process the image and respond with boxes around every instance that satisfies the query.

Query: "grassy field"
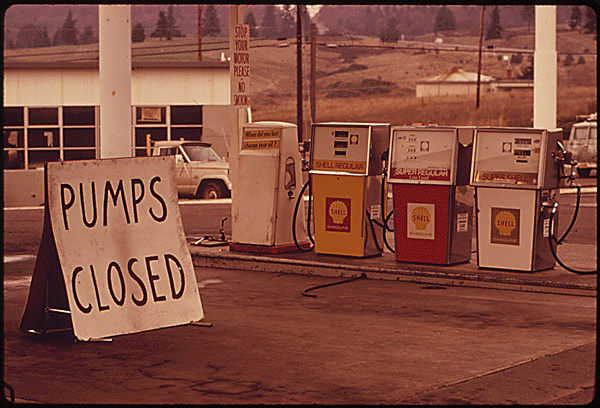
[5,30,595,135]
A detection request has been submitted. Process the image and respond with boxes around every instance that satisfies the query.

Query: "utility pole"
[198,5,202,61]
[296,5,303,143]
[310,23,317,125]
[476,5,485,109]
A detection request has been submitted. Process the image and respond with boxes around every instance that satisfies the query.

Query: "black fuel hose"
[547,199,596,275]
[292,178,314,252]
[553,184,581,245]
[302,273,366,297]
[366,210,383,253]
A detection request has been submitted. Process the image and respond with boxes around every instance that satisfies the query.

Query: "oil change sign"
[390,129,454,182]
[242,128,281,150]
[46,156,203,340]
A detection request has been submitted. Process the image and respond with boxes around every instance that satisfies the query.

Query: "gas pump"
[230,121,310,253]
[470,127,564,272]
[387,126,474,265]
[309,123,390,257]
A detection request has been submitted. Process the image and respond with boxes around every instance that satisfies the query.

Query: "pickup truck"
[152,140,231,198]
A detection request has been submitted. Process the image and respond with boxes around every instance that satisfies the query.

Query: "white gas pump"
[471,127,563,272]
[230,121,310,253]
[387,126,474,265]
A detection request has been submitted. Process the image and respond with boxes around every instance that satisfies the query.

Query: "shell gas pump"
[387,126,475,265]
[470,127,564,272]
[230,121,310,253]
[309,123,390,257]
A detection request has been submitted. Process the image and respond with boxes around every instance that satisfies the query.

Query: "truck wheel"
[197,181,226,199]
[577,168,591,178]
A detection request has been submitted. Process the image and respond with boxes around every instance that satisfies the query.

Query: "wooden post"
[198,5,202,61]
[476,5,485,109]
[310,23,317,126]
[296,5,303,143]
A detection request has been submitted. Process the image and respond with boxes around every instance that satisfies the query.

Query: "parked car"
[152,141,231,199]
[566,113,597,178]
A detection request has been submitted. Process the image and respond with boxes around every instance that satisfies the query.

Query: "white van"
[567,113,597,178]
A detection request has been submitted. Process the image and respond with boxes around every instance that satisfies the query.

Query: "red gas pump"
[387,126,474,265]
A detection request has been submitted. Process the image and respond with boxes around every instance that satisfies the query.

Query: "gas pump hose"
[292,178,315,252]
[546,186,596,275]
[369,173,396,253]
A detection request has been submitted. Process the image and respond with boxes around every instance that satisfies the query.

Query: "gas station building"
[3,58,242,206]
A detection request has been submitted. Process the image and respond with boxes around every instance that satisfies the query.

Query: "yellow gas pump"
[471,127,563,272]
[387,126,474,265]
[309,123,390,257]
[230,122,310,253]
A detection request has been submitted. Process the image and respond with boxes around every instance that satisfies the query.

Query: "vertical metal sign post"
[534,6,557,129]
[228,5,246,209]
[99,5,132,159]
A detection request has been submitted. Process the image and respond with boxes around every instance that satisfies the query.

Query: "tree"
[151,11,169,40]
[583,6,596,34]
[486,6,502,40]
[62,10,79,45]
[279,5,296,38]
[300,5,312,40]
[166,5,183,40]
[381,17,399,42]
[202,4,221,37]
[433,6,456,32]
[569,6,581,31]
[79,25,94,44]
[563,53,574,66]
[520,6,535,33]
[244,11,258,37]
[132,22,146,43]
[261,5,277,39]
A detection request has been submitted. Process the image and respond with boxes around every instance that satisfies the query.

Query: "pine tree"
[569,6,581,31]
[434,6,456,32]
[132,22,146,43]
[583,7,596,34]
[381,17,399,42]
[166,5,182,40]
[301,5,312,40]
[520,6,534,33]
[151,11,169,40]
[244,11,258,37]
[486,6,502,40]
[62,10,79,45]
[279,5,296,38]
[79,25,94,44]
[261,5,277,39]
[202,4,221,37]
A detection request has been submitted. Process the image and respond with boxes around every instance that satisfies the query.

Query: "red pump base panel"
[392,184,472,265]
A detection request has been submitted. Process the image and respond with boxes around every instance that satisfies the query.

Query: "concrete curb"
[190,249,596,297]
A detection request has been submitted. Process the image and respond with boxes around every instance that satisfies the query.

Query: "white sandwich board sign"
[20,156,204,341]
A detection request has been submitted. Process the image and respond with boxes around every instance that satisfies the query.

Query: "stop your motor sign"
[37,156,203,340]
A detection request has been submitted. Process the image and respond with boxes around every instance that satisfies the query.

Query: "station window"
[136,107,166,124]
[63,106,95,126]
[28,108,58,125]
[171,105,202,125]
[171,127,203,141]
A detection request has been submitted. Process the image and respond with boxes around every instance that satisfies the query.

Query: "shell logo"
[494,210,517,236]
[411,206,431,230]
[328,200,348,224]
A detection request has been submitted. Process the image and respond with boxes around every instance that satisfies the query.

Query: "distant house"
[416,68,496,98]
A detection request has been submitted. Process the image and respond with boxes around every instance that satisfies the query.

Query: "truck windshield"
[182,144,222,162]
